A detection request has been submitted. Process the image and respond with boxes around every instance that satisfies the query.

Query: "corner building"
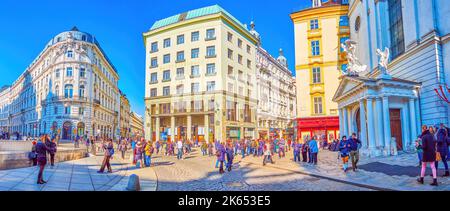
[144,5,259,142]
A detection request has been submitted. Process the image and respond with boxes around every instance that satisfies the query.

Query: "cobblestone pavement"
[0,153,130,191]
[150,149,371,191]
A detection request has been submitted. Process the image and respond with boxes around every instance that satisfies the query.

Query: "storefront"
[295,116,339,143]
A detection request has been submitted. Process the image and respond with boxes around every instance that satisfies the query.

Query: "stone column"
[155,117,160,141]
[375,98,384,148]
[402,104,411,151]
[366,98,376,153]
[170,116,175,141]
[409,98,418,148]
[204,115,209,143]
[187,115,192,141]
[414,98,421,135]
[338,108,343,137]
[359,99,367,149]
[382,96,391,155]
[343,108,349,137]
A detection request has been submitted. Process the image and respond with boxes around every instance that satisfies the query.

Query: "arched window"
[79,85,85,98]
[64,84,73,99]
[55,85,59,96]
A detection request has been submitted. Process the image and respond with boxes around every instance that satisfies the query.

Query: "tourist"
[208,141,214,157]
[98,139,114,173]
[176,139,183,160]
[293,140,301,162]
[415,135,424,167]
[119,139,127,159]
[135,140,144,168]
[301,139,308,162]
[29,140,38,166]
[201,141,207,156]
[435,123,449,177]
[155,140,160,154]
[226,142,234,172]
[309,136,319,165]
[217,141,226,174]
[278,139,286,158]
[36,135,50,184]
[338,136,351,172]
[349,133,361,171]
[263,140,274,166]
[46,137,57,167]
[144,140,153,167]
[417,125,438,186]
[85,137,90,153]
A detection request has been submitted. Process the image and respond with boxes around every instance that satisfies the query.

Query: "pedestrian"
[349,133,361,171]
[338,136,351,172]
[29,140,38,166]
[435,123,449,177]
[217,141,226,174]
[309,136,319,165]
[98,139,114,173]
[144,140,154,167]
[46,137,57,167]
[119,139,127,159]
[417,125,438,186]
[293,140,301,162]
[135,140,145,168]
[201,141,207,156]
[263,140,274,166]
[301,140,308,162]
[36,135,50,184]
[278,139,286,158]
[226,143,234,172]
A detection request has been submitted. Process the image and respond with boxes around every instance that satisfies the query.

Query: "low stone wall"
[0,148,88,170]
[0,141,34,152]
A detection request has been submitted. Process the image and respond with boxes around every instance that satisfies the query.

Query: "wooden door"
[389,109,403,150]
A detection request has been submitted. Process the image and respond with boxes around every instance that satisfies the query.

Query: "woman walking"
[417,125,438,186]
[98,139,114,173]
[226,142,234,172]
[135,141,145,168]
[293,140,301,162]
[36,136,50,184]
[216,142,226,174]
[435,123,449,177]
[46,137,57,167]
[119,139,127,159]
[338,136,351,172]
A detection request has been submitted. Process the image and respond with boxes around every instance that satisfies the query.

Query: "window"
[238,39,243,48]
[191,83,200,93]
[79,85,85,97]
[176,68,184,78]
[207,81,216,92]
[239,86,243,95]
[247,60,252,68]
[55,85,59,96]
[208,99,215,111]
[312,67,321,84]
[238,70,243,81]
[313,97,323,114]
[191,48,199,59]
[388,0,405,59]
[227,32,233,42]
[66,67,73,77]
[176,85,184,95]
[67,50,73,58]
[163,70,171,81]
[226,49,232,60]
[206,46,216,57]
[311,41,320,56]
[339,16,349,26]
[55,69,60,78]
[340,37,349,52]
[191,31,199,42]
[64,84,73,98]
[191,65,200,77]
[64,106,71,115]
[163,38,171,48]
[228,66,234,75]
[150,73,158,83]
[176,51,185,62]
[206,63,216,75]
[151,42,158,52]
[150,88,157,97]
[246,45,251,54]
[238,55,243,64]
[163,54,171,64]
[206,29,215,40]
[177,35,184,45]
[228,82,234,93]
[163,86,170,96]
[151,57,158,68]
[80,68,86,78]
[310,19,319,30]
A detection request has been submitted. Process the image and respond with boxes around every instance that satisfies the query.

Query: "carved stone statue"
[376,47,390,75]
[341,40,367,76]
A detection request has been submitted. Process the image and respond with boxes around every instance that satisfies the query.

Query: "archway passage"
[62,121,72,140]
[77,122,85,137]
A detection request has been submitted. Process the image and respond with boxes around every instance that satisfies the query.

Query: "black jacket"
[421,130,436,162]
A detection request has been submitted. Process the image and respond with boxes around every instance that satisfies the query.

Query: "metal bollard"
[126,174,141,191]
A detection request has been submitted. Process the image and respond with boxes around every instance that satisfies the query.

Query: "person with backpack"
[349,133,361,171]
[46,137,57,167]
[417,125,438,186]
[435,123,449,177]
[144,140,154,167]
[29,140,38,166]
[98,139,114,173]
[338,136,352,172]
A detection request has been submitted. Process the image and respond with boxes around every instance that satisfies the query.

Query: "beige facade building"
[143,5,259,142]
[119,90,131,138]
[130,112,144,137]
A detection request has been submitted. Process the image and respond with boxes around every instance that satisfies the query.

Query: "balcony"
[41,96,89,105]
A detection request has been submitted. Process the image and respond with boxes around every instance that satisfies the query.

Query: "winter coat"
[216,144,226,161]
[35,141,49,159]
[348,138,361,151]
[309,140,319,153]
[339,139,351,157]
[421,130,436,162]
[46,141,57,154]
[436,128,449,155]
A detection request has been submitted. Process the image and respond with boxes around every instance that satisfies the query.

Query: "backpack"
[108,147,115,156]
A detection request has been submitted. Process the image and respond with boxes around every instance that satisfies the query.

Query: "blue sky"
[0,0,309,116]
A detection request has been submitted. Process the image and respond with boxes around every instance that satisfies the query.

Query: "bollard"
[126,174,141,191]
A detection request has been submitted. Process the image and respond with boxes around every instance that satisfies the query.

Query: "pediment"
[332,76,364,102]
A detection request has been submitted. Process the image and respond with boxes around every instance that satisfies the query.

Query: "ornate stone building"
[0,27,121,140]
[130,112,144,137]
[119,90,131,138]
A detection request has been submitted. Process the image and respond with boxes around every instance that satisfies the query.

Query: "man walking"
[177,139,183,160]
[349,133,361,171]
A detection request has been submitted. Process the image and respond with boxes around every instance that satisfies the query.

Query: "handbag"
[436,152,442,162]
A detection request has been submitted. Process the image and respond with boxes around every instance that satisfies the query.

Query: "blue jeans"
[177,148,183,160]
[215,159,219,168]
[436,153,449,171]
[417,151,423,163]
[294,152,300,162]
[145,155,152,167]
[241,149,245,158]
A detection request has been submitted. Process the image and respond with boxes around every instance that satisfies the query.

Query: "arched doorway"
[77,122,85,137]
[62,121,72,140]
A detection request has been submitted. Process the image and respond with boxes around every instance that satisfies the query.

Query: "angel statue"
[341,40,367,76]
[376,47,390,75]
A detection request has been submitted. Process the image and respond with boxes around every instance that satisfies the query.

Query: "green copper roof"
[150,5,249,32]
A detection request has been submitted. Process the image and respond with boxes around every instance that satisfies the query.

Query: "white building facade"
[333,0,450,157]
[1,27,120,140]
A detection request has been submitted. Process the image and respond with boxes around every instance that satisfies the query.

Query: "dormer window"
[67,50,73,58]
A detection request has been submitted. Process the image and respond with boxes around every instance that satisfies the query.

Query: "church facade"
[334,0,450,157]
